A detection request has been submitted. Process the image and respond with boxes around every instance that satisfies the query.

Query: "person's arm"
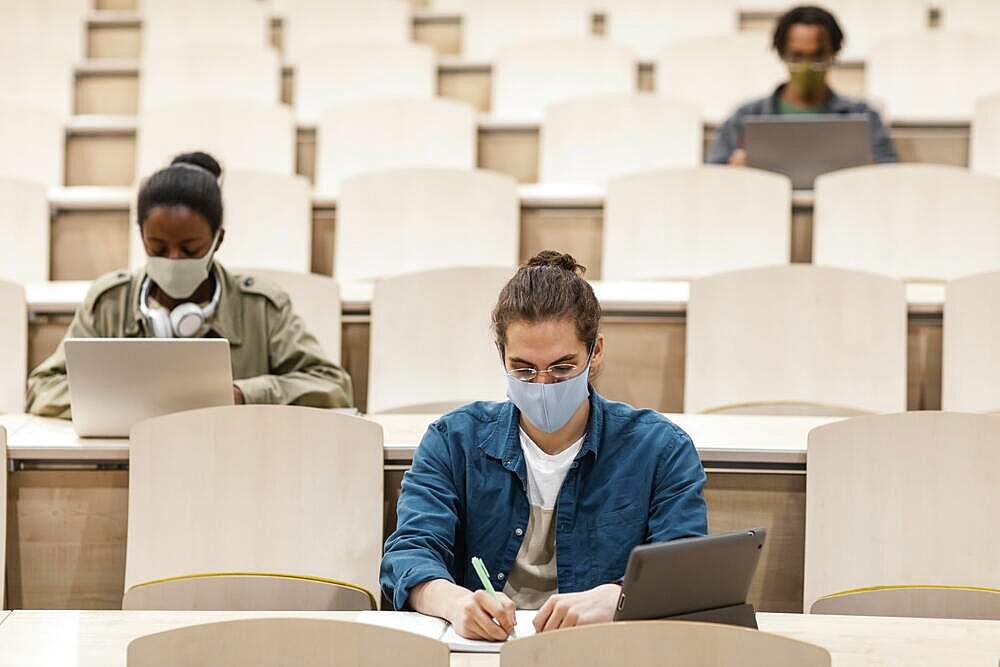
[867,109,899,164]
[706,112,744,165]
[233,298,353,407]
[25,308,101,418]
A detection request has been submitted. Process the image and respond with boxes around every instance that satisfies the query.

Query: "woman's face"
[503,318,605,384]
[141,205,222,259]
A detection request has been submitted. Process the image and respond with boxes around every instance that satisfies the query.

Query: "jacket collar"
[766,83,850,114]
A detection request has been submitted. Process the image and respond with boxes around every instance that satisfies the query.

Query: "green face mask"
[788,65,827,100]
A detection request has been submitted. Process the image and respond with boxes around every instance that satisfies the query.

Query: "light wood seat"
[368,267,512,413]
[126,618,449,666]
[335,168,519,282]
[1,0,88,67]
[0,44,75,118]
[0,179,50,283]
[125,406,383,609]
[971,93,1000,179]
[1,426,6,608]
[938,0,1000,36]
[315,98,477,198]
[603,166,790,280]
[540,94,702,186]
[684,265,907,416]
[462,0,593,60]
[0,105,63,186]
[604,0,739,60]
[814,164,1000,281]
[500,621,831,666]
[811,586,1000,620]
[0,281,27,415]
[493,38,636,121]
[942,271,1000,412]
[818,0,930,61]
[142,0,271,54]
[805,412,1000,615]
[284,0,411,64]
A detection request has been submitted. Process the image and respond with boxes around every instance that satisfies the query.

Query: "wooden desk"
[1,610,999,666]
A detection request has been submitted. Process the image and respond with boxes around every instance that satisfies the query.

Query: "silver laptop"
[744,114,873,189]
[65,338,234,437]
[614,528,766,628]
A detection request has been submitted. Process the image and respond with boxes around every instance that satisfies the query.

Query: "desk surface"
[5,412,839,466]
[1,610,999,666]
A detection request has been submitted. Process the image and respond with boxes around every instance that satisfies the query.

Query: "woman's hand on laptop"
[533,583,622,633]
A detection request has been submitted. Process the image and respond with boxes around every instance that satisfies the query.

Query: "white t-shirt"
[519,428,584,511]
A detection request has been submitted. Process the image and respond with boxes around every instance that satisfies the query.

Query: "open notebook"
[357,610,538,653]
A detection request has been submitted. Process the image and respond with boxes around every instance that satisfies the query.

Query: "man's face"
[783,23,833,64]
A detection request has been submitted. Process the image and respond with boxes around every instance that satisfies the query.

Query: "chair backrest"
[814,164,1000,281]
[492,39,636,120]
[0,105,63,186]
[126,618,450,666]
[500,621,831,666]
[868,31,1000,122]
[137,100,296,179]
[605,0,739,60]
[315,98,477,197]
[539,94,702,185]
[938,0,1000,35]
[971,93,1000,178]
[656,33,787,124]
[462,0,593,60]
[368,266,512,413]
[603,166,790,280]
[0,44,75,118]
[0,281,27,415]
[142,0,271,54]
[122,574,370,611]
[125,406,384,607]
[335,168,519,282]
[804,412,1000,612]
[811,586,1000,620]
[942,271,1000,413]
[684,265,907,415]
[284,0,411,63]
[1,0,88,64]
[0,179,50,283]
[818,0,929,61]
[1,426,6,609]
[294,43,436,125]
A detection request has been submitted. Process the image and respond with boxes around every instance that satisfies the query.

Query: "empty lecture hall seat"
[602,166,790,280]
[492,39,636,121]
[685,265,907,416]
[127,619,450,667]
[0,281,27,415]
[604,0,739,60]
[335,168,519,282]
[367,266,511,414]
[315,98,476,197]
[868,32,1000,122]
[2,0,89,64]
[818,0,929,61]
[971,93,1000,178]
[294,43,436,125]
[0,179,50,284]
[142,0,271,54]
[137,100,296,178]
[0,44,75,118]
[805,412,1000,619]
[942,271,1000,413]
[814,164,1000,281]
[656,33,787,124]
[461,0,594,60]
[539,94,702,186]
[937,0,1000,36]
[0,426,5,609]
[283,0,411,64]
[0,106,63,187]
[124,407,383,611]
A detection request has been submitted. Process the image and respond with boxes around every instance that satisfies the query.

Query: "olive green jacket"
[26,264,354,418]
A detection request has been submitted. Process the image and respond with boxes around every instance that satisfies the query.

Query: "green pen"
[472,556,517,639]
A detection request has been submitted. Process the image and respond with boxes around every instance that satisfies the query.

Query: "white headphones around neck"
[139,276,222,338]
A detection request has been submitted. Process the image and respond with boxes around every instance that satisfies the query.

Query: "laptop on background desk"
[65,338,234,437]
[745,114,873,189]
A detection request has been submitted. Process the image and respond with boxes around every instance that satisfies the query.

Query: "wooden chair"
[938,0,1000,36]
[500,621,830,666]
[315,98,476,198]
[142,0,271,54]
[137,100,296,179]
[811,587,1000,620]
[604,0,738,60]
[814,164,1000,281]
[656,33,786,124]
[0,104,64,186]
[335,168,519,282]
[603,166,790,280]
[816,0,929,61]
[539,94,702,186]
[1,426,6,609]
[123,406,383,610]
[283,0,411,64]
[0,281,27,415]
[127,618,449,666]
[684,265,907,415]
[0,179,50,283]
[1,0,88,65]
[972,93,1000,179]
[462,0,593,60]
[493,38,636,121]
[805,412,1000,615]
[367,267,512,413]
[942,271,1000,413]
[0,44,75,118]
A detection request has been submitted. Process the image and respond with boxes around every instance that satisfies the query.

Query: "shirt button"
[497,573,505,581]
[515,527,524,536]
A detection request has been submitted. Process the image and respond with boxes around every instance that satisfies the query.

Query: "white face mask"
[145,230,221,299]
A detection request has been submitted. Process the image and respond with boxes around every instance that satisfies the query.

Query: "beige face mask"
[145,230,221,299]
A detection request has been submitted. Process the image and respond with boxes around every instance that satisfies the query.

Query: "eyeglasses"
[507,362,583,383]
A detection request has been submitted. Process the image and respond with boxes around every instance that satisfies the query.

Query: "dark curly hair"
[772,6,844,57]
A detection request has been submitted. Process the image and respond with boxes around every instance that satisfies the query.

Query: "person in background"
[26,151,353,417]
[707,5,898,166]
[380,251,707,639]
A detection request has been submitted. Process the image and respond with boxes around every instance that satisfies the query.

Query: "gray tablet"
[614,528,766,628]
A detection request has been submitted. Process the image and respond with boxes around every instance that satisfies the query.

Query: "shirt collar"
[767,83,848,113]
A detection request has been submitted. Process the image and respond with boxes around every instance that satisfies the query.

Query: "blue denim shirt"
[380,391,708,611]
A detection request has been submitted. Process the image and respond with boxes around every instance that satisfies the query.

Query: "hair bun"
[170,151,222,180]
[526,250,586,275]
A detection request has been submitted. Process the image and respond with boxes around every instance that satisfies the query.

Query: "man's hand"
[447,589,517,641]
[728,149,747,166]
[533,584,622,633]
[233,385,245,405]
